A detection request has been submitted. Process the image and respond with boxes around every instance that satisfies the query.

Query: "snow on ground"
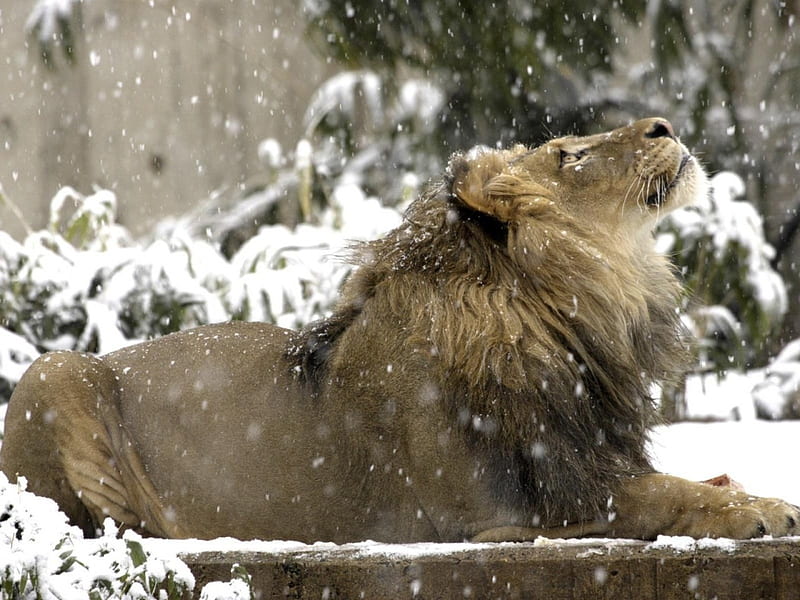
[140,537,500,560]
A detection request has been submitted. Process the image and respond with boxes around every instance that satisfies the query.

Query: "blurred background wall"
[0,0,334,239]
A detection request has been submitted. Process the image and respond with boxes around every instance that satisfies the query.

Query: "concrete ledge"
[178,537,800,599]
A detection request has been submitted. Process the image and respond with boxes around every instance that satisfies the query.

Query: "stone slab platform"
[179,537,800,599]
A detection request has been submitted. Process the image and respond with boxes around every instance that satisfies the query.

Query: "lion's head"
[450,118,705,244]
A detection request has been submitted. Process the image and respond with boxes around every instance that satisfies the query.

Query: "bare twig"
[0,183,33,237]
[772,202,800,267]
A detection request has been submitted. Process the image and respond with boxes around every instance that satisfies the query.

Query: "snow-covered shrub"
[198,565,252,600]
[657,172,787,374]
[0,228,102,353]
[228,224,341,329]
[0,191,225,355]
[0,473,194,599]
[0,188,136,359]
[226,181,402,330]
[48,187,132,252]
[99,238,231,343]
[26,0,82,66]
[0,329,39,404]
[752,339,800,420]
[307,71,444,206]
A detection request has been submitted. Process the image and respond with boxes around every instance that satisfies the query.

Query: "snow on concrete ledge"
[145,536,800,599]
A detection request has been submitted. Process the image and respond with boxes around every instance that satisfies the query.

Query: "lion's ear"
[451,150,549,223]
[450,152,517,221]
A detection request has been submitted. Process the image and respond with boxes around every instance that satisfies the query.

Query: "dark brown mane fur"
[290,168,689,526]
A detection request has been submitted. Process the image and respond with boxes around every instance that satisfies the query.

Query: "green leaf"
[125,538,148,568]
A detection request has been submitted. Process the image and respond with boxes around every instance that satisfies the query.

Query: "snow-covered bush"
[0,474,260,599]
[752,339,800,420]
[27,0,82,67]
[0,473,194,599]
[305,71,444,205]
[0,190,224,363]
[198,566,252,600]
[657,171,787,375]
[0,330,38,403]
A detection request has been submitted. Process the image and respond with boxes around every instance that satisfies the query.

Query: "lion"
[2,118,798,543]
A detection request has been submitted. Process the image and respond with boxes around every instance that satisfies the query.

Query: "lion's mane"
[292,157,689,525]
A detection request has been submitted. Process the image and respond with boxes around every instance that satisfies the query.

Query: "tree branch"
[772,203,800,267]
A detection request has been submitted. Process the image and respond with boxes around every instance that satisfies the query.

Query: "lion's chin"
[649,155,708,216]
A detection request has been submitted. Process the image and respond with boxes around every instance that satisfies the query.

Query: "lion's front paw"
[611,474,800,540]
[667,493,800,539]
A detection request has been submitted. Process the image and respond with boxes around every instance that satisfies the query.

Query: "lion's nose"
[643,119,676,140]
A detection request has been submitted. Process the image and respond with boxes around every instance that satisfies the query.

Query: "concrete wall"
[183,539,800,599]
[0,0,335,239]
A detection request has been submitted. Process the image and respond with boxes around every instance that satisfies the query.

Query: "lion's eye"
[559,149,587,167]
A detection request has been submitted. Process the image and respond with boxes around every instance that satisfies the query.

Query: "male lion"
[2,118,798,542]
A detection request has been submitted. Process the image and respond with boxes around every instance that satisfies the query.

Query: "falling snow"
[4,2,800,594]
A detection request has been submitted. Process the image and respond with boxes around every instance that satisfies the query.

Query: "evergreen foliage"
[304,0,685,147]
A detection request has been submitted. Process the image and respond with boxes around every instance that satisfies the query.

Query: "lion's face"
[452,118,707,240]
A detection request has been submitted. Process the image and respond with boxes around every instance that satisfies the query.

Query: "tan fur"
[2,118,798,541]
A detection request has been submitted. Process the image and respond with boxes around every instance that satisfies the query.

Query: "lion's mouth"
[645,154,692,207]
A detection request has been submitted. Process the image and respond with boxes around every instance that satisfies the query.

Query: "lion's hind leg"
[2,352,96,535]
[0,352,180,538]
